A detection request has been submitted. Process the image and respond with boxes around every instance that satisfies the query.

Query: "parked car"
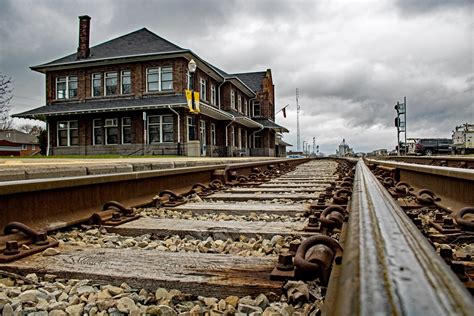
[414,138,452,155]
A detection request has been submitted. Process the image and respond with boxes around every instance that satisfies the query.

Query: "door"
[200,120,206,156]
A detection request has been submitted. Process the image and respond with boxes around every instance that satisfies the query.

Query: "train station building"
[15,16,289,157]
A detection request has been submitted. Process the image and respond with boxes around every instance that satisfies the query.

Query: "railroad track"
[376,155,474,169]
[0,158,472,315]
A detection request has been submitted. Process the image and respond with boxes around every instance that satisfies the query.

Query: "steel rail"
[0,158,308,233]
[325,160,473,316]
[377,155,474,168]
[366,158,474,211]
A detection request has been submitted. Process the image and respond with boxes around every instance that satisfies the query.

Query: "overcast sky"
[1,0,472,154]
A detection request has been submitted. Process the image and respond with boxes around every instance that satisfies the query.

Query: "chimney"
[77,15,91,60]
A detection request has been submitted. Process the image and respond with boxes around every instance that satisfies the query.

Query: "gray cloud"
[1,0,472,154]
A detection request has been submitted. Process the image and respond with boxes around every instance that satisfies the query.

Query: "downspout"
[168,105,181,142]
[225,117,235,147]
[46,120,50,156]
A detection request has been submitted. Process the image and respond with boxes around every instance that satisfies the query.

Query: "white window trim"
[91,73,102,97]
[92,119,102,146]
[120,70,131,95]
[148,114,174,144]
[231,126,235,147]
[210,85,216,105]
[105,118,119,145]
[57,121,78,147]
[104,72,118,96]
[231,90,236,110]
[200,78,207,101]
[210,123,216,146]
[200,119,206,145]
[187,116,196,142]
[56,76,77,100]
[121,117,132,144]
[244,99,248,115]
[238,95,242,113]
[146,67,173,93]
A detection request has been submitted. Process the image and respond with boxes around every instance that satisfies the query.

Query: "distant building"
[0,130,40,156]
[275,133,291,157]
[336,139,354,157]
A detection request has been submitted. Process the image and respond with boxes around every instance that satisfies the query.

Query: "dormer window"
[56,76,77,99]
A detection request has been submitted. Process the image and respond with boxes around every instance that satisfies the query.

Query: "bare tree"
[19,124,43,136]
[0,73,14,130]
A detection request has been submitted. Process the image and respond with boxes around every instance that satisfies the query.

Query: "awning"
[254,119,289,133]
[234,116,263,129]
[200,104,234,121]
[13,95,187,119]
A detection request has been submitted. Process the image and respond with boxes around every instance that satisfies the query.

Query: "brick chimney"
[77,15,91,60]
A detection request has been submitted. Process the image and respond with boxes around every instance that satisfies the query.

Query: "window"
[187,116,197,141]
[237,127,242,149]
[148,115,174,143]
[92,73,102,97]
[147,67,173,92]
[253,101,261,117]
[32,145,36,150]
[21,144,27,150]
[56,76,77,99]
[105,118,119,145]
[254,134,262,148]
[243,129,247,148]
[200,78,207,101]
[231,90,236,110]
[186,70,191,90]
[121,71,131,94]
[69,76,78,98]
[122,117,132,144]
[93,119,103,145]
[210,85,216,105]
[105,72,118,96]
[210,123,216,146]
[57,121,78,146]
[237,95,242,113]
[231,126,235,147]
[244,99,248,115]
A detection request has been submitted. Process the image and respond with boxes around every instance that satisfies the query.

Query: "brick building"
[15,16,288,157]
[0,130,40,156]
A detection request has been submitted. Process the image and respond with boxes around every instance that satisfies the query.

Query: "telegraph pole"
[312,137,315,155]
[296,88,301,152]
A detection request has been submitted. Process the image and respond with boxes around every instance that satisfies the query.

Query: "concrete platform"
[0,157,278,182]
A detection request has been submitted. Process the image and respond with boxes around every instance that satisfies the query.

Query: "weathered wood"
[227,187,325,193]
[0,247,282,298]
[260,183,331,188]
[107,217,309,239]
[172,202,309,215]
[204,193,317,201]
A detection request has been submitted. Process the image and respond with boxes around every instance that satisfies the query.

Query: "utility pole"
[296,88,301,152]
[312,137,316,155]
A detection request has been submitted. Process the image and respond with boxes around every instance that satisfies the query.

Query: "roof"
[276,139,292,147]
[254,119,289,133]
[13,95,187,119]
[232,72,266,92]
[33,28,186,69]
[0,130,38,144]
